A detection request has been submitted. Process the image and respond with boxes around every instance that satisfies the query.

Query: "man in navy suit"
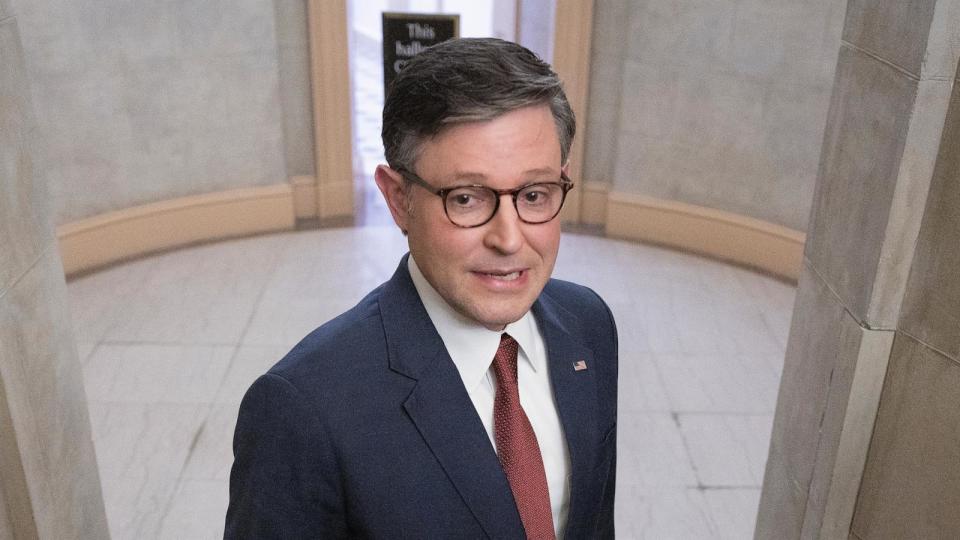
[226,38,617,539]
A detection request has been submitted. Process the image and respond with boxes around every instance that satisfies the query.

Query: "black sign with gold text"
[382,13,460,95]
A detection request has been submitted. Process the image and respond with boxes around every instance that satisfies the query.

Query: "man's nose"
[483,195,524,254]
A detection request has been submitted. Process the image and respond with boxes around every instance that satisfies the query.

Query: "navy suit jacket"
[225,256,618,539]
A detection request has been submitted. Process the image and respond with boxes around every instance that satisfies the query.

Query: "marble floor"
[67,226,796,539]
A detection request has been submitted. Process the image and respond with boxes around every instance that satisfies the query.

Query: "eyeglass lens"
[444,183,565,227]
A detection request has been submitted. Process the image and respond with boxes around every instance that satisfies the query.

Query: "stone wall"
[0,2,109,537]
[583,0,846,231]
[851,38,960,537]
[756,0,960,537]
[9,0,313,224]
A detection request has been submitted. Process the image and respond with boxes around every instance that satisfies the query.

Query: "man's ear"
[374,165,410,233]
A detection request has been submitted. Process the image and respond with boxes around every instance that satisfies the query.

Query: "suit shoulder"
[542,278,611,317]
[267,285,386,386]
[541,277,617,352]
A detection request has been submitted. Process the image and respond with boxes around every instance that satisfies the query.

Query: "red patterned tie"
[492,333,556,540]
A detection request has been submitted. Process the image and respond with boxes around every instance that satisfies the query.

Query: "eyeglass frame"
[394,167,575,228]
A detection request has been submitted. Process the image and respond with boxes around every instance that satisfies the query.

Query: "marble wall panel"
[80,2,180,65]
[0,249,109,539]
[612,61,818,229]
[0,370,37,538]
[171,0,276,56]
[804,45,918,324]
[842,0,938,77]
[851,334,960,538]
[0,17,50,292]
[274,0,314,177]
[584,0,844,232]
[583,52,623,184]
[900,72,960,360]
[588,0,628,59]
[1,9,108,536]
[756,263,846,538]
[802,322,894,538]
[583,0,627,178]
[625,1,735,69]
[756,260,890,538]
[924,0,960,81]
[10,0,290,223]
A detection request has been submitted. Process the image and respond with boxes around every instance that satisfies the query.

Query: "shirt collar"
[407,255,543,392]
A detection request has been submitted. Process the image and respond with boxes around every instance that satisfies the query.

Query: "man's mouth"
[475,269,525,281]
[483,271,521,281]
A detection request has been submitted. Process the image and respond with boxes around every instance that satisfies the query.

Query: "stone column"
[0,3,109,538]
[756,1,960,538]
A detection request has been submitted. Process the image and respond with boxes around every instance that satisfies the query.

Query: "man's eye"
[452,194,476,206]
[522,189,550,205]
[448,190,488,210]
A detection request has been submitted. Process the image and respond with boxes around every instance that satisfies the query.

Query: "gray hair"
[381,38,575,174]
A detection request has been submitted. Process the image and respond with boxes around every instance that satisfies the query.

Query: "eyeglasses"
[396,168,575,228]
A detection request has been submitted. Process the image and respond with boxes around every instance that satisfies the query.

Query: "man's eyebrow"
[448,168,560,182]
[448,171,488,182]
[521,167,560,177]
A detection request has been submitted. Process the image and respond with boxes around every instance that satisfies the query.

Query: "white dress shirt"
[408,256,571,537]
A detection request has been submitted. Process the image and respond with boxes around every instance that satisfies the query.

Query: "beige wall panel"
[900,74,960,360]
[606,193,804,281]
[58,184,294,277]
[316,180,354,221]
[307,0,354,219]
[0,250,108,539]
[552,0,593,222]
[842,0,938,78]
[291,174,318,219]
[804,45,918,325]
[579,182,608,226]
[851,334,960,538]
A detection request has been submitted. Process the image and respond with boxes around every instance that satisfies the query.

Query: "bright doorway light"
[347,0,517,226]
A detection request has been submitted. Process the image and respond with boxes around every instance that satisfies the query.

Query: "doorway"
[346,0,523,226]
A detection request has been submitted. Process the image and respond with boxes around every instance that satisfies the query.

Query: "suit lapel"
[533,293,601,534]
[402,356,526,538]
[379,257,525,538]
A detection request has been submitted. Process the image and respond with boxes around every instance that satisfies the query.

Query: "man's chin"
[461,304,532,332]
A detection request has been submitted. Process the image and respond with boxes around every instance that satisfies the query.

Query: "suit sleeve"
[225,373,347,539]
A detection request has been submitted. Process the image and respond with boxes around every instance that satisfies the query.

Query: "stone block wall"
[756,0,960,537]
[9,0,313,224]
[850,50,960,538]
[0,4,109,537]
[583,0,846,231]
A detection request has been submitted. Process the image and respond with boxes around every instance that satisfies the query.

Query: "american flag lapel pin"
[573,360,588,371]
